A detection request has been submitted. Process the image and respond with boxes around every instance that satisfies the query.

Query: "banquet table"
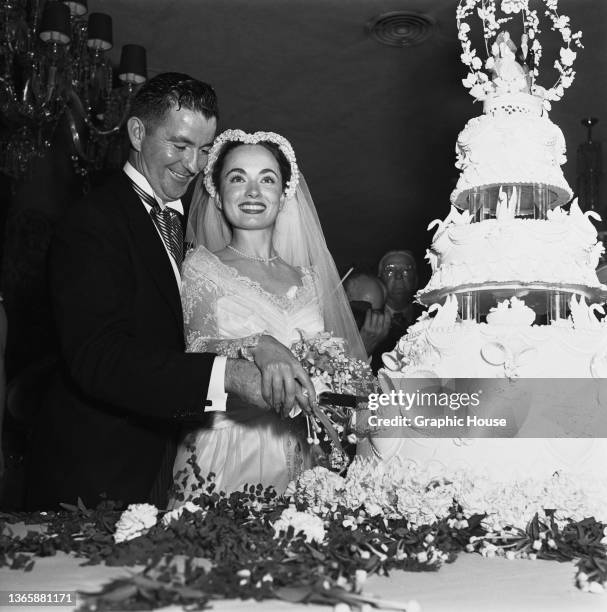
[1,547,605,612]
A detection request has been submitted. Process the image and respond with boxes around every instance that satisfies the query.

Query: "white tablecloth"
[1,550,605,612]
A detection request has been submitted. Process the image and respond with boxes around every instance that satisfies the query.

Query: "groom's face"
[129,105,217,202]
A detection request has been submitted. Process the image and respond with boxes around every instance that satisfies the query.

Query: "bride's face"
[217,144,285,231]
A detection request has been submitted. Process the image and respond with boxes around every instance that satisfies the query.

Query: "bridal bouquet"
[290,331,378,470]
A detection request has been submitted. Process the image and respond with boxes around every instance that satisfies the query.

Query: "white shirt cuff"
[205,356,228,412]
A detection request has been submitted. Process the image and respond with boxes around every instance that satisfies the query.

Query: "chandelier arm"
[0,75,56,121]
[65,105,90,163]
[67,88,132,137]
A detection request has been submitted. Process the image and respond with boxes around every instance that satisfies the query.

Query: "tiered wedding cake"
[374,1,607,480]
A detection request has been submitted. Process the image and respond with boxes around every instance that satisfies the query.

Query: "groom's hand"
[251,335,317,417]
[224,359,269,411]
[223,355,315,417]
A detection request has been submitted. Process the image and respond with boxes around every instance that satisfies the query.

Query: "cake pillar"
[532,185,549,219]
[459,292,479,322]
[547,291,568,323]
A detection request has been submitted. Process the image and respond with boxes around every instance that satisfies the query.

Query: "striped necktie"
[129,179,184,265]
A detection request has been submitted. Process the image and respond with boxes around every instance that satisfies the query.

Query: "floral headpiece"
[203,129,300,200]
[457,0,583,110]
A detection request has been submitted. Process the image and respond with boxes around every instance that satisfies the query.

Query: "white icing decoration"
[450,97,572,209]
[590,348,607,379]
[495,187,517,221]
[486,297,535,327]
[418,214,607,298]
[569,295,605,330]
[480,341,509,366]
[430,295,459,329]
[379,322,607,379]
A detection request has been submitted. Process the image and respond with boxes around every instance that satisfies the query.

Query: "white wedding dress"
[173,247,324,496]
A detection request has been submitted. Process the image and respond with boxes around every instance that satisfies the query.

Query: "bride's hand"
[251,335,317,417]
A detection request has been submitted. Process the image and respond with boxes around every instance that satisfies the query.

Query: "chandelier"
[0,0,147,179]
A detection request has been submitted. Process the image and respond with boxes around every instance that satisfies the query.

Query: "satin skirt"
[172,404,310,500]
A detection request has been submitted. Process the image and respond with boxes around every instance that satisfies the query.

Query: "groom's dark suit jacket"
[26,171,214,510]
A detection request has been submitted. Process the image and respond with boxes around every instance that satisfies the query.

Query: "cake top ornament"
[456,0,583,111]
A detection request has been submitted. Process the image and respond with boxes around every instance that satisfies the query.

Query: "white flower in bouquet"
[457,475,537,531]
[338,458,399,515]
[396,482,455,528]
[114,503,158,543]
[470,83,487,102]
[161,501,202,526]
[540,474,607,525]
[456,471,607,533]
[287,466,345,510]
[341,480,390,517]
[462,72,478,89]
[273,506,326,543]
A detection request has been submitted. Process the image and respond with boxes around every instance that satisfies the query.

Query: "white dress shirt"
[123,162,227,412]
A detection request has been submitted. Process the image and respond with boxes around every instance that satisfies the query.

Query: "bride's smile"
[239,201,267,214]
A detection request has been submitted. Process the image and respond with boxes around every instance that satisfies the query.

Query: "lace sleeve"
[181,248,263,358]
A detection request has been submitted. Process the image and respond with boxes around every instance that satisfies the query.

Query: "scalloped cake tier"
[450,94,572,209]
[382,315,607,378]
[418,216,606,301]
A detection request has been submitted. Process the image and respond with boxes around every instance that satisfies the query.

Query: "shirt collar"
[123,161,184,215]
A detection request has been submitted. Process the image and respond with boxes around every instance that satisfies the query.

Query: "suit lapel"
[115,174,184,330]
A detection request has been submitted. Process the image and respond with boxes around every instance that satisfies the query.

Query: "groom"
[26,73,315,510]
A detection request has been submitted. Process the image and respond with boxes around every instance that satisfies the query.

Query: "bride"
[173,129,366,496]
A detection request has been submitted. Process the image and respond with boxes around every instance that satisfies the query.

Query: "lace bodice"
[181,247,325,353]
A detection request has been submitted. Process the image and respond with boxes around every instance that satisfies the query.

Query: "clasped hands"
[224,334,317,418]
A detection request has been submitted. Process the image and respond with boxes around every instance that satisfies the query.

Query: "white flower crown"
[456,0,583,111]
[203,129,300,200]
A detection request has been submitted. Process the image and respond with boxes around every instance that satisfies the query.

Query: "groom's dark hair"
[130,72,219,129]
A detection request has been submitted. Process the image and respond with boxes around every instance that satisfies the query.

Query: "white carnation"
[273,506,326,543]
[288,466,345,510]
[114,503,158,543]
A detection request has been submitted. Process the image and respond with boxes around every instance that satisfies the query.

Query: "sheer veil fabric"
[186,173,367,362]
